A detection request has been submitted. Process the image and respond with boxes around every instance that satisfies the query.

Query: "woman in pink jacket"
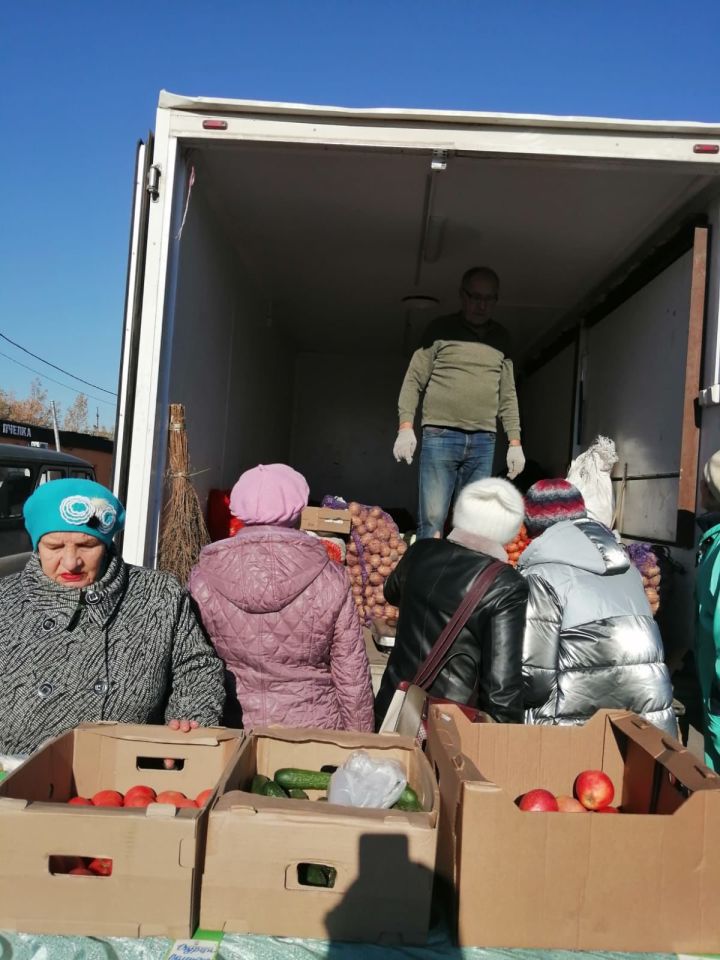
[189,464,374,731]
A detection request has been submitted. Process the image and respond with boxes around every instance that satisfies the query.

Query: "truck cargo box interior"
[163,137,717,527]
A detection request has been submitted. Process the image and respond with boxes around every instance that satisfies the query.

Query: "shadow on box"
[324,833,460,957]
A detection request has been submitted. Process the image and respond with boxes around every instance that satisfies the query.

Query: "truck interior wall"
[290,353,418,515]
[583,249,693,542]
[168,183,294,510]
[576,250,699,668]
[518,343,576,478]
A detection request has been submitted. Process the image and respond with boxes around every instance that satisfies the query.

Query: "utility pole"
[50,400,61,451]
[95,407,100,433]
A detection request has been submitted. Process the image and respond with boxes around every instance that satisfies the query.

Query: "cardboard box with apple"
[200,726,439,944]
[0,722,243,938]
[426,705,720,954]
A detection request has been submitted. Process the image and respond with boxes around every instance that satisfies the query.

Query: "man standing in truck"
[393,266,524,539]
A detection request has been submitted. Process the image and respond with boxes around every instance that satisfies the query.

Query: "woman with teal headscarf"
[0,478,224,756]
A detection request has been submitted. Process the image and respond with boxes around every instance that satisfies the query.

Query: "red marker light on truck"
[202,119,228,130]
[693,144,719,154]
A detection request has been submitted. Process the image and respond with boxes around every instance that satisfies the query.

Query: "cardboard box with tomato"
[426,705,720,954]
[0,722,243,937]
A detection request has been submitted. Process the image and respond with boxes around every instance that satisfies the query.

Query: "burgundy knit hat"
[524,479,587,538]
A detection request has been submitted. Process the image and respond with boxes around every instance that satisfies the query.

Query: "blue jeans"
[418,426,496,539]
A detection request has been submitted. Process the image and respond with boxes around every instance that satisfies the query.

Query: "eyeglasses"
[462,289,498,305]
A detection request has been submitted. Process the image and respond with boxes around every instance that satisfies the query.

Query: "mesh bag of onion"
[627,541,661,616]
[346,501,407,627]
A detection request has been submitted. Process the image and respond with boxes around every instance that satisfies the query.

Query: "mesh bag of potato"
[346,501,407,627]
[627,542,661,616]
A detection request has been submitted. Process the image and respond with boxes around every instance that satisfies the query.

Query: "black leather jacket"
[374,539,528,728]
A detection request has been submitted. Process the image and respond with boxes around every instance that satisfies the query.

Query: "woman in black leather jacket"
[374,478,528,728]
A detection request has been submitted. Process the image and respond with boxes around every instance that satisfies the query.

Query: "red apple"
[91,790,124,807]
[124,793,154,808]
[574,770,614,811]
[195,788,214,807]
[174,797,198,809]
[87,857,113,876]
[155,790,188,805]
[595,805,620,814]
[124,785,156,804]
[69,866,94,876]
[556,794,587,813]
[518,789,559,812]
[67,796,94,806]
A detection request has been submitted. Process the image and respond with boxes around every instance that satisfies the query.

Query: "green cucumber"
[393,786,423,812]
[275,768,331,791]
[261,779,289,798]
[299,864,336,887]
[288,788,309,800]
[250,774,270,794]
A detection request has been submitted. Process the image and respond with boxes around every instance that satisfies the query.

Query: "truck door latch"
[146,165,161,201]
[431,149,449,172]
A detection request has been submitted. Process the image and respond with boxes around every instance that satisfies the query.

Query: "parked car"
[0,444,96,577]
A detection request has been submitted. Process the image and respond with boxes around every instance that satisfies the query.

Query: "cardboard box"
[300,506,352,535]
[200,727,439,943]
[426,705,720,954]
[0,723,243,938]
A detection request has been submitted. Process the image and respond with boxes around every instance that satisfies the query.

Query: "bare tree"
[0,387,14,419]
[6,378,55,427]
[63,393,89,432]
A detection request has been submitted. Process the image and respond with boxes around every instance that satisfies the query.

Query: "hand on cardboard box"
[164,718,199,768]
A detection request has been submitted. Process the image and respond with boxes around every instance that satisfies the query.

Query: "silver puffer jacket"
[517,518,676,735]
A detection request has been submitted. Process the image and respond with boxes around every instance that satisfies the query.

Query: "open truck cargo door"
[113,134,155,523]
[578,225,707,547]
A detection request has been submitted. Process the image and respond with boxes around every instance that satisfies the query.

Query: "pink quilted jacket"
[189,526,374,731]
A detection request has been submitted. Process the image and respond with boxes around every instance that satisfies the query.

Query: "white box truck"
[114,91,720,653]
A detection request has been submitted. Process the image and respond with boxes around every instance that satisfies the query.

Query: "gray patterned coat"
[0,550,225,755]
[518,518,676,735]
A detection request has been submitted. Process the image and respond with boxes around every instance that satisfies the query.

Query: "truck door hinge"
[146,165,161,201]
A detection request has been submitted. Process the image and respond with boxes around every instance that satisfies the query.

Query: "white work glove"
[506,444,525,480]
[393,428,417,465]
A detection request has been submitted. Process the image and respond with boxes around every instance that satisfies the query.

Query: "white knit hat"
[453,478,524,546]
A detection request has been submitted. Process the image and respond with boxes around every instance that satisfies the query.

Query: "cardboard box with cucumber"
[200,727,439,943]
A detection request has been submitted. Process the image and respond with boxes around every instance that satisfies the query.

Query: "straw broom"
[157,403,210,584]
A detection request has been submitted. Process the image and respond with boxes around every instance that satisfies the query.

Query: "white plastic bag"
[566,436,618,528]
[327,750,407,809]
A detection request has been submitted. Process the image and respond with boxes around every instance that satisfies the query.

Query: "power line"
[0,330,117,396]
[0,349,117,409]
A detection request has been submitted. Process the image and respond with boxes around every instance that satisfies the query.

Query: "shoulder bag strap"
[411,559,506,690]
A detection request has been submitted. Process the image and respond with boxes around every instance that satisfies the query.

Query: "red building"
[1,419,114,487]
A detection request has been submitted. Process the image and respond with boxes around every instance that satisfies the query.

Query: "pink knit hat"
[229,464,310,527]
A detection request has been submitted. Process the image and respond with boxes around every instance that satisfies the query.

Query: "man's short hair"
[461,266,500,291]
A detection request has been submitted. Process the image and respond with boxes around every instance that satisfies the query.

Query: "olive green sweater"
[398,313,521,440]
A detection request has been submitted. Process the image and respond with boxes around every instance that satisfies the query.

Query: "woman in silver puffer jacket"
[517,480,676,736]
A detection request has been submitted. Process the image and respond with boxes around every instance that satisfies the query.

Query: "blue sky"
[2,0,720,428]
